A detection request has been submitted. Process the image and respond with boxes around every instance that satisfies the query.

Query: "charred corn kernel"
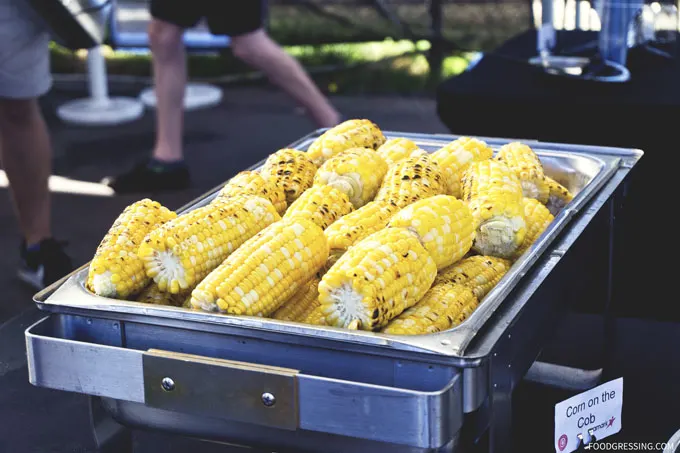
[387,195,475,270]
[544,176,574,215]
[324,199,400,259]
[382,283,477,335]
[307,119,386,166]
[191,217,328,316]
[260,149,317,204]
[376,138,427,167]
[462,160,526,258]
[435,255,511,299]
[136,283,188,306]
[431,137,494,198]
[514,198,554,258]
[87,199,176,299]
[495,142,549,203]
[271,277,321,322]
[318,227,438,331]
[374,154,446,208]
[139,195,280,294]
[215,171,287,214]
[313,147,388,208]
[283,185,354,230]
[303,306,328,326]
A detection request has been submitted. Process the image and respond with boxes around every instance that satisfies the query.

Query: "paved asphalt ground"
[0,84,678,452]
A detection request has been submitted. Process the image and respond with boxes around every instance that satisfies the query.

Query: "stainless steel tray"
[34,130,643,358]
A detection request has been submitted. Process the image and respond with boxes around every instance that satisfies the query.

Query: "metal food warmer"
[24,130,642,453]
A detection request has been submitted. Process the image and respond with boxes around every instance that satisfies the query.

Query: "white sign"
[554,378,623,453]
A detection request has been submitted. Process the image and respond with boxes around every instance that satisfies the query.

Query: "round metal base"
[528,55,631,83]
[139,83,223,111]
[57,97,144,126]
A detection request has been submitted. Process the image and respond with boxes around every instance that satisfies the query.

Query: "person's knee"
[231,29,269,61]
[0,98,39,128]
[148,19,183,59]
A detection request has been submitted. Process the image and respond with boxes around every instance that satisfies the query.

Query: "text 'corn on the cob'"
[87,199,176,299]
[376,138,427,167]
[260,148,317,204]
[431,137,494,198]
[306,119,386,166]
[283,184,354,230]
[215,170,287,214]
[374,154,446,208]
[271,277,321,322]
[435,255,511,299]
[495,142,549,203]
[544,176,574,215]
[514,197,554,258]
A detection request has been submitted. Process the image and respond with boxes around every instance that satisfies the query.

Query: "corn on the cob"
[283,185,354,230]
[318,227,437,331]
[87,199,176,299]
[376,138,427,167]
[381,283,477,335]
[544,176,574,215]
[215,170,287,214]
[260,149,317,204]
[139,195,280,294]
[271,277,321,322]
[462,160,526,258]
[387,195,475,270]
[136,283,188,306]
[324,199,400,260]
[435,255,511,299]
[302,306,328,326]
[191,217,328,316]
[495,142,549,203]
[374,154,446,208]
[313,147,388,208]
[306,119,386,166]
[514,198,554,258]
[431,137,494,198]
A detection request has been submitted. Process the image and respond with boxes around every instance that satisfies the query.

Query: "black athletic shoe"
[102,160,191,194]
[18,238,75,290]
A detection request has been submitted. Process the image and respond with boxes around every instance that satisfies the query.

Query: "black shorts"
[149,0,266,37]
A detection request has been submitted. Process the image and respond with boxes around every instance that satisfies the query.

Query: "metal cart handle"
[26,315,462,449]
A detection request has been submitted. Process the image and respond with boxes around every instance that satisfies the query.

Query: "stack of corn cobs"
[86,119,574,335]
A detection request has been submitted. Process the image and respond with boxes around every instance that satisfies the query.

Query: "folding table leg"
[89,396,133,453]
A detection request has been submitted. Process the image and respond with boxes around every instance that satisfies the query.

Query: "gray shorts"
[0,0,51,99]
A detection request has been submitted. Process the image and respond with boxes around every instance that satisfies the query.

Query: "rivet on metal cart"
[24,130,642,453]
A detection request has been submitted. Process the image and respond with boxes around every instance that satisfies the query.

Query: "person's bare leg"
[231,30,341,128]
[0,98,51,246]
[148,19,187,162]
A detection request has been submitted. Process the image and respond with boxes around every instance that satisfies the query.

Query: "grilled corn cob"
[431,137,494,198]
[260,149,317,204]
[313,147,388,208]
[376,138,427,167]
[435,255,511,299]
[139,195,280,294]
[302,306,328,326]
[462,160,526,258]
[306,119,386,166]
[318,227,438,331]
[382,283,477,335]
[374,154,446,208]
[495,142,549,203]
[136,283,188,306]
[191,217,328,316]
[324,199,400,260]
[271,277,321,322]
[215,170,287,214]
[514,198,554,258]
[387,195,475,270]
[283,185,354,229]
[87,199,176,299]
[544,176,574,215]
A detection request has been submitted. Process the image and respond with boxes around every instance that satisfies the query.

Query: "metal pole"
[427,0,444,87]
[87,46,110,106]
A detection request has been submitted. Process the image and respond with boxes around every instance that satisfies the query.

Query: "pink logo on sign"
[558,434,568,451]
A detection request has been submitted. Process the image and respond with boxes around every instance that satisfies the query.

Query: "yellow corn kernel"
[387,195,475,270]
[136,283,188,306]
[376,138,427,167]
[302,306,328,326]
[382,283,477,335]
[318,227,438,331]
[313,147,388,208]
[462,160,527,258]
[283,185,354,230]
[215,170,287,214]
[544,176,574,215]
[514,198,554,258]
[191,217,328,316]
[374,154,446,208]
[306,119,386,166]
[87,199,176,299]
[260,148,317,204]
[139,195,280,294]
[431,137,494,198]
[271,277,321,322]
[495,142,549,203]
[435,255,511,299]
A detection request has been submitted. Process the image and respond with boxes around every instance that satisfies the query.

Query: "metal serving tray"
[33,130,642,359]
